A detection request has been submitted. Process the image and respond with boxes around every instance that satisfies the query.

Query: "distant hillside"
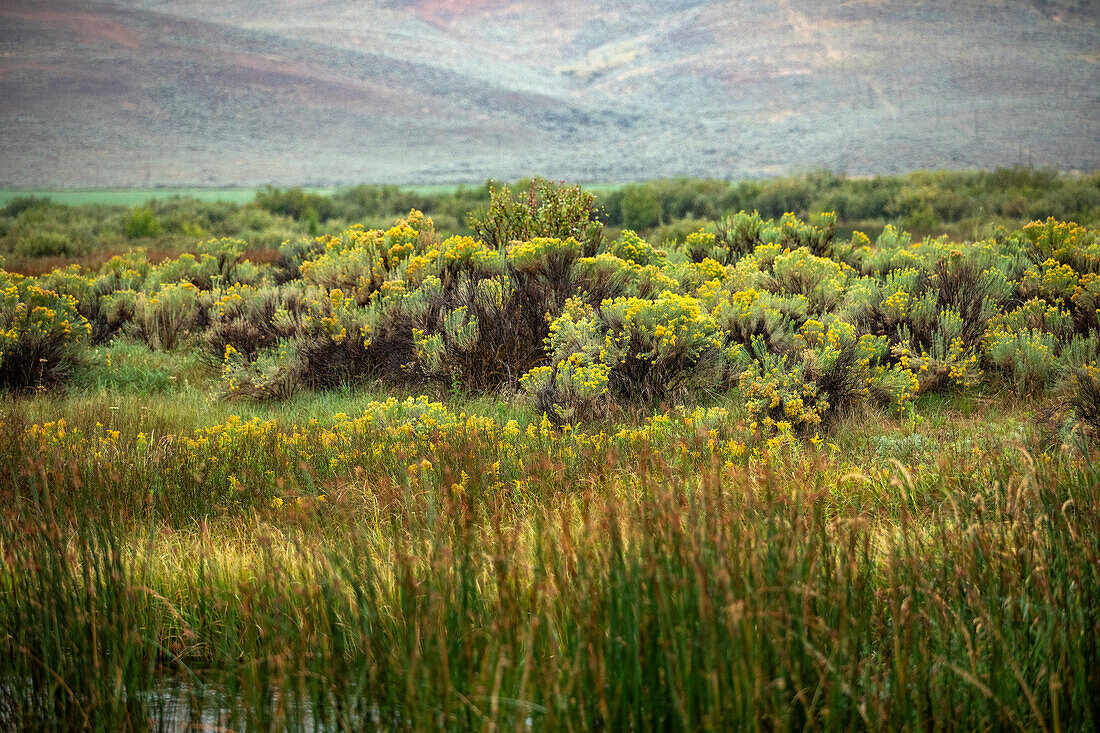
[1,0,1096,186]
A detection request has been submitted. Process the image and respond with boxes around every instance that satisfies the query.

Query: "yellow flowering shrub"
[299,237,387,301]
[608,230,666,267]
[770,247,854,313]
[893,331,982,392]
[1021,217,1088,264]
[132,281,202,351]
[596,292,725,400]
[519,357,611,424]
[984,326,1059,394]
[0,271,91,390]
[985,298,1073,338]
[153,237,252,290]
[406,235,504,286]
[778,211,836,256]
[711,287,799,357]
[739,350,828,435]
[682,229,719,262]
[507,237,583,274]
[573,253,640,304]
[711,210,767,263]
[1020,258,1079,303]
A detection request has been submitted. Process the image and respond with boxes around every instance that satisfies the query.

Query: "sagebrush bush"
[203,282,308,360]
[299,218,430,298]
[36,264,112,342]
[520,356,611,426]
[131,282,204,351]
[711,210,767,263]
[1065,365,1100,434]
[573,253,641,305]
[768,247,853,313]
[607,230,666,267]
[737,345,829,437]
[599,292,725,402]
[984,326,1058,394]
[778,211,836,256]
[0,271,90,390]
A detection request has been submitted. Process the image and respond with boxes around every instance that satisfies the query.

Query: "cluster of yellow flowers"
[507,237,583,273]
[18,395,842,519]
[894,336,982,390]
[1,272,91,355]
[608,230,667,266]
[1022,258,1078,303]
[739,356,827,433]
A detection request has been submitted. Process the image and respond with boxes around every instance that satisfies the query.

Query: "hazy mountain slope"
[0,0,640,185]
[1,0,1096,186]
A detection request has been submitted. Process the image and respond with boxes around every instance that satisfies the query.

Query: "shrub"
[1020,217,1087,265]
[712,210,767,263]
[795,318,917,419]
[737,346,828,436]
[1,195,51,218]
[682,229,720,263]
[712,287,799,358]
[0,272,90,390]
[406,235,504,286]
[651,217,710,250]
[930,251,1015,345]
[124,207,161,239]
[520,357,611,426]
[468,179,603,255]
[769,247,853,313]
[221,287,392,399]
[300,217,432,298]
[203,282,308,361]
[14,230,78,257]
[597,292,725,402]
[507,236,583,310]
[95,251,151,293]
[226,218,585,397]
[36,265,115,343]
[132,282,204,351]
[404,271,551,390]
[254,186,336,222]
[985,299,1073,343]
[778,211,836,256]
[197,237,249,285]
[1065,365,1100,435]
[893,327,982,393]
[519,298,608,423]
[149,237,253,290]
[618,184,662,230]
[573,254,641,305]
[844,268,923,337]
[1071,272,1100,331]
[525,292,725,416]
[607,230,666,267]
[221,341,303,400]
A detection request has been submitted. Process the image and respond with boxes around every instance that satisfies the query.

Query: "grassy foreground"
[1,385,1098,730]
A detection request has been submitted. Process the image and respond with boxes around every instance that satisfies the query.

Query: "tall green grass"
[2,441,1097,730]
